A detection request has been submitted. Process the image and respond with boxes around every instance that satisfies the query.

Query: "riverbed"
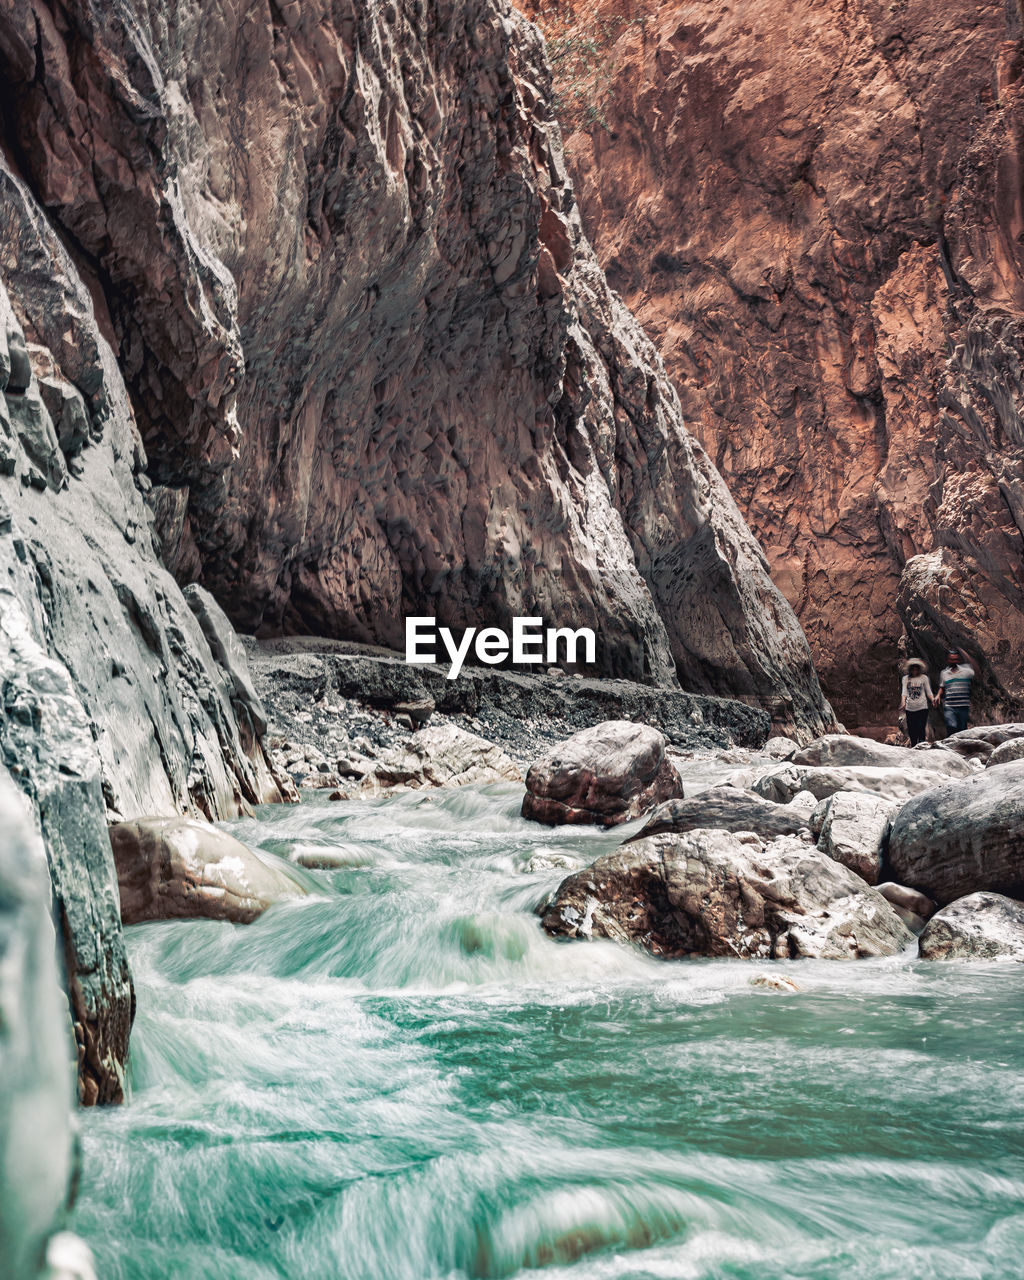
[72,784,1024,1278]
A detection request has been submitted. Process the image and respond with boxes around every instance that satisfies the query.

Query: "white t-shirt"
[901,673,934,712]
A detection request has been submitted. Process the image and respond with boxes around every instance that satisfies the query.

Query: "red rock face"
[0,0,836,732]
[524,0,1024,728]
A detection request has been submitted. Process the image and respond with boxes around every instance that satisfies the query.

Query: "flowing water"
[73,784,1024,1279]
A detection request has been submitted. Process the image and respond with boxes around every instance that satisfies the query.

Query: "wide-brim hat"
[902,657,927,673]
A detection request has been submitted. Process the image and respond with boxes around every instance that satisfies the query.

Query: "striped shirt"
[940,664,974,707]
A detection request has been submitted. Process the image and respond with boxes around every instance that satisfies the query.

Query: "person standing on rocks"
[938,649,977,735]
[899,658,936,746]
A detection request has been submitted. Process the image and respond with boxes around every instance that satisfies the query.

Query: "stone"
[360,724,521,792]
[813,791,897,885]
[750,973,800,993]
[628,787,811,842]
[793,735,970,778]
[887,760,1024,905]
[109,817,309,925]
[393,698,435,726]
[522,720,682,827]
[946,724,1024,748]
[988,739,1024,768]
[751,763,947,806]
[0,772,78,1279]
[541,829,912,959]
[919,893,1024,962]
[763,736,799,760]
[0,590,133,1106]
[876,882,937,933]
[183,584,269,738]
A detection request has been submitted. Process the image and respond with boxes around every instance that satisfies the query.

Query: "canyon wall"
[524,0,1024,729]
[0,0,833,734]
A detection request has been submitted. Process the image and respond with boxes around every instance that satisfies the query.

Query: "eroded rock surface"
[793,736,970,778]
[0,0,834,736]
[359,725,521,793]
[541,830,912,959]
[887,761,1024,905]
[630,788,810,842]
[751,763,947,806]
[524,0,1024,729]
[109,817,308,925]
[919,893,1024,962]
[522,720,682,826]
[813,791,897,886]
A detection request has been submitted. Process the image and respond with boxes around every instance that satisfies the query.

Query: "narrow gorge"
[0,3,1021,1279]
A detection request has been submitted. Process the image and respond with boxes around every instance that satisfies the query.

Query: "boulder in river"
[541,829,912,959]
[812,791,898,885]
[918,892,1024,961]
[109,817,308,925]
[793,735,969,777]
[522,721,682,827]
[629,787,811,842]
[887,760,1024,905]
[751,763,949,805]
[360,724,521,792]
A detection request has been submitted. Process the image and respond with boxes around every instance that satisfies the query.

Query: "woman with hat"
[899,658,936,746]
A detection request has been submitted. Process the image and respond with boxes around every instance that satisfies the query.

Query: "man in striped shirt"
[938,649,977,734]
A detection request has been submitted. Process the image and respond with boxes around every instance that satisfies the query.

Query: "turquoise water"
[73,785,1024,1278]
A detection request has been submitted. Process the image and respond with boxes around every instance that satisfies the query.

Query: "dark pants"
[906,708,930,746]
[944,704,970,734]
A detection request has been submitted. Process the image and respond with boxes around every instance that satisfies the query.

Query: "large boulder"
[541,829,912,959]
[751,763,947,805]
[944,724,1024,748]
[109,817,308,925]
[887,760,1024,905]
[360,724,521,792]
[988,739,1024,768]
[629,787,810,842]
[0,772,89,1280]
[918,893,1024,961]
[813,792,898,885]
[522,721,682,827]
[793,735,969,777]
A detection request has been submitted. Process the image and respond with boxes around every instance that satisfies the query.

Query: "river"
[72,784,1024,1278]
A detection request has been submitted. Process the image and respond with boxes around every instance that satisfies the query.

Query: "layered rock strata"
[0,0,833,736]
[524,0,1024,729]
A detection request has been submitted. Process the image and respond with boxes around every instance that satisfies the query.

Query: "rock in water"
[793,736,970,777]
[109,818,309,925]
[813,791,898,885]
[522,721,682,827]
[876,882,937,933]
[629,788,810,841]
[0,773,81,1279]
[887,761,1024,905]
[919,893,1024,962]
[0,592,133,1106]
[541,830,912,959]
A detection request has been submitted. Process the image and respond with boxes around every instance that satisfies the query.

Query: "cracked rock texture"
[525,0,1024,730]
[0,0,832,737]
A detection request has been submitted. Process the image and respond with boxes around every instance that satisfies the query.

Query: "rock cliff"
[0,0,832,732]
[524,0,1024,729]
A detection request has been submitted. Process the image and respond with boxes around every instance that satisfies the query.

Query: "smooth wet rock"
[876,882,937,933]
[918,893,1024,961]
[750,972,800,993]
[887,760,1024,905]
[522,721,682,827]
[541,829,912,959]
[751,763,946,805]
[813,791,897,885]
[629,787,810,842]
[0,772,78,1280]
[793,735,970,777]
[361,724,521,792]
[109,817,308,925]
